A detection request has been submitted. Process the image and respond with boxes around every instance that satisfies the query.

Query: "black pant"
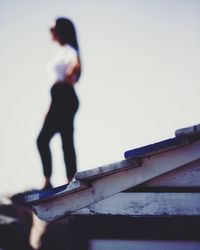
[37,83,79,179]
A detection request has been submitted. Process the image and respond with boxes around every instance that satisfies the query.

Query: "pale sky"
[0,0,200,193]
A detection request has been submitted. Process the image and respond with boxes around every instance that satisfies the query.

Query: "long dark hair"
[52,17,80,52]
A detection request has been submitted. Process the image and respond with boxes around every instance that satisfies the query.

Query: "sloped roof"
[25,124,200,222]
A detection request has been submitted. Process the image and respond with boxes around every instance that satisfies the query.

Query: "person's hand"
[65,57,81,85]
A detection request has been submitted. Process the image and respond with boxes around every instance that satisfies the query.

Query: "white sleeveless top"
[48,44,78,83]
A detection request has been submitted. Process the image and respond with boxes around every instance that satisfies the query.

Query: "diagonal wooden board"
[75,192,200,216]
[30,140,200,222]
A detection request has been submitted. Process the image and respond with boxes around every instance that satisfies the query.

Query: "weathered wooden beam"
[75,158,140,181]
[76,192,200,216]
[30,140,200,222]
[140,159,200,188]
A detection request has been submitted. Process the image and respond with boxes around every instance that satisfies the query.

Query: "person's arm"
[65,56,81,85]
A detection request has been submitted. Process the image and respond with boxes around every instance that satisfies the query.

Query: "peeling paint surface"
[76,192,200,216]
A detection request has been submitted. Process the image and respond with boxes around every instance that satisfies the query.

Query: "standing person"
[37,17,81,189]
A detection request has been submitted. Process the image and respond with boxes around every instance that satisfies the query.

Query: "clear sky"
[0,0,200,193]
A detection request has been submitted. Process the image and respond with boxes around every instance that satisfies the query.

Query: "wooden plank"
[31,140,200,221]
[124,137,188,159]
[75,158,140,181]
[76,192,200,216]
[141,159,200,188]
[25,159,140,204]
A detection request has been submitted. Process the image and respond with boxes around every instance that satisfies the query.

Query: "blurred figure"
[37,17,81,189]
